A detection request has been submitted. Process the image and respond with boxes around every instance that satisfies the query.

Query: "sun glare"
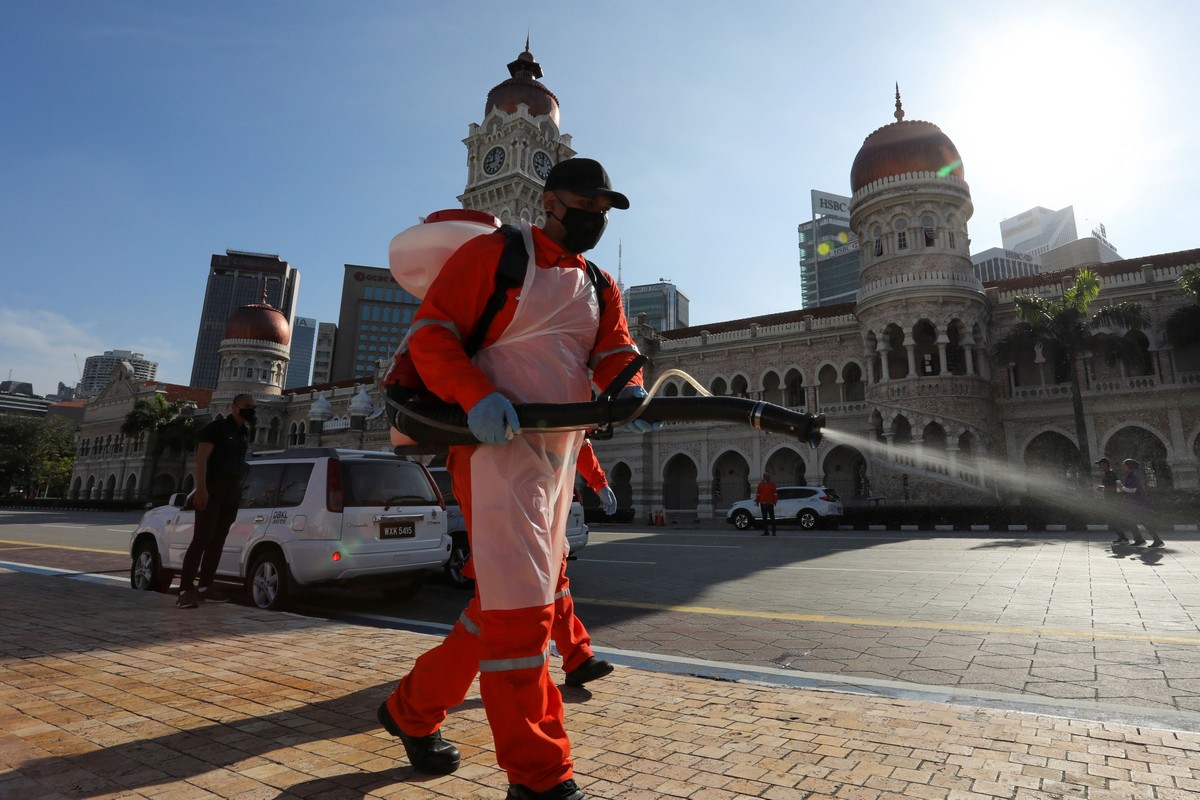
[944,13,1156,224]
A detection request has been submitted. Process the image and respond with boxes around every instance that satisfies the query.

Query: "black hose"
[387,392,826,449]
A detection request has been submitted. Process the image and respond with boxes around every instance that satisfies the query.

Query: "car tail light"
[327,460,344,513]
[331,552,341,562]
[819,494,833,502]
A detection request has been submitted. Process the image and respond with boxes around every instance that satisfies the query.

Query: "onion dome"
[349,386,373,417]
[484,38,560,125]
[223,288,291,346]
[850,85,965,193]
[309,392,332,421]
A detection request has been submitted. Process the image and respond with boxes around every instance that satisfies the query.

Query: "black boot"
[377,701,460,774]
[506,779,587,799]
[564,656,613,687]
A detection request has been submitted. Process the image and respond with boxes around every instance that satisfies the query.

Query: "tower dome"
[224,299,291,346]
[484,40,560,125]
[850,87,964,193]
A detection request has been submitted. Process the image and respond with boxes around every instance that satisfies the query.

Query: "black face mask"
[552,206,608,253]
[239,407,257,425]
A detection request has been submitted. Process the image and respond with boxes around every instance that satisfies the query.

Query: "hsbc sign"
[811,190,851,221]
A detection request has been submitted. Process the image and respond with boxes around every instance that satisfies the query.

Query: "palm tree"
[993,268,1149,484]
[121,394,200,501]
[1165,266,1200,349]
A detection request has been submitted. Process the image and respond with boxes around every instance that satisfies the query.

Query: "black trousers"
[761,503,776,532]
[180,480,242,590]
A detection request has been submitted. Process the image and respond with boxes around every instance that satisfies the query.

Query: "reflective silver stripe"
[479,647,550,673]
[457,611,480,636]
[554,587,571,600]
[410,318,463,341]
[589,344,641,369]
[751,402,766,431]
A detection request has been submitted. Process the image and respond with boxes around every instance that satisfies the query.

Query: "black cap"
[543,157,630,209]
[1095,457,1109,465]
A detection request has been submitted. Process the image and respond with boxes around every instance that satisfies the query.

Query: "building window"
[898,231,908,250]
[922,215,936,246]
[948,231,956,249]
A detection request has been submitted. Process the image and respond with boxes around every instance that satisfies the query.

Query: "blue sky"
[4,1,1199,396]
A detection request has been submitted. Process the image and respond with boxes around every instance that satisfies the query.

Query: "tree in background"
[993,268,1149,485]
[121,394,201,501]
[1165,266,1200,350]
[0,415,75,498]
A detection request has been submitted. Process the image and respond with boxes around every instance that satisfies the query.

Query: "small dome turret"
[484,39,560,125]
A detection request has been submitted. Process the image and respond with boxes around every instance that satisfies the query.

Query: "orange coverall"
[385,223,640,792]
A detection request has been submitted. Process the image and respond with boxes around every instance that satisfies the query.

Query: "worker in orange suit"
[377,158,652,800]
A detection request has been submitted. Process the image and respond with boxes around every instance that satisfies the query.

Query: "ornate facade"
[69,49,1200,518]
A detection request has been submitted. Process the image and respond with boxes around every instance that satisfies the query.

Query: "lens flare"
[937,159,963,178]
[836,231,850,244]
[817,242,832,256]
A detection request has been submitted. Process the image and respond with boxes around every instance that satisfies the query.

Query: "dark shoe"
[506,779,586,800]
[1131,539,1147,546]
[760,531,769,536]
[564,656,613,687]
[1112,536,1129,544]
[197,588,230,603]
[1149,541,1165,548]
[175,589,199,609]
[377,700,459,774]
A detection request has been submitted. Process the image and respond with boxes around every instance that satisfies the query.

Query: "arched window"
[922,215,936,247]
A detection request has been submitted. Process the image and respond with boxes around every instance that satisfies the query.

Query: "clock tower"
[459,41,575,225]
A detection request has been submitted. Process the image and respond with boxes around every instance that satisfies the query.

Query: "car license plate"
[379,520,416,539]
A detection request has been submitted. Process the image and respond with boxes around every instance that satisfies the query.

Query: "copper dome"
[484,45,560,125]
[850,89,964,193]
[224,303,291,346]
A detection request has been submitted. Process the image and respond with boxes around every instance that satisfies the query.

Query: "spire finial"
[525,32,530,53]
[894,82,905,122]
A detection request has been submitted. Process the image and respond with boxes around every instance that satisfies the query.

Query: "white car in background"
[129,448,450,609]
[428,467,588,589]
[725,485,844,531]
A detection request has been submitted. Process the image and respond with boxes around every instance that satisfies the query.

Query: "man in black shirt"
[176,393,256,608]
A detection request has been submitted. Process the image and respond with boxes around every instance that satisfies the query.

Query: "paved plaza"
[3,566,1200,799]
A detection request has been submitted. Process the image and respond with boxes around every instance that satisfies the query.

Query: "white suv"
[129,448,450,609]
[428,467,588,589]
[725,486,844,531]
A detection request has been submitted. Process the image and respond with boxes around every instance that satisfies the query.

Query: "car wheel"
[798,509,819,530]
[444,538,474,589]
[130,538,173,593]
[247,550,289,610]
[732,509,756,530]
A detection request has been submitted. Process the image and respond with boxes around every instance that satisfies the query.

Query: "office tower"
[329,265,421,383]
[970,247,1042,282]
[800,190,860,308]
[310,322,337,385]
[623,281,690,332]
[190,250,299,389]
[285,316,317,389]
[79,350,158,395]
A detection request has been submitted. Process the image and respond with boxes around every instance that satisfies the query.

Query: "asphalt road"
[4,508,1200,730]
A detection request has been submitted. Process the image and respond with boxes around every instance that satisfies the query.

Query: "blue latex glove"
[599,486,618,516]
[616,385,662,433]
[467,392,521,444]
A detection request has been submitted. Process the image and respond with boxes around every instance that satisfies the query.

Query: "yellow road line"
[577,597,1200,646]
[0,539,125,556]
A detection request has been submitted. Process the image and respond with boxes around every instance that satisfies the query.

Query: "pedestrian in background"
[755,473,778,536]
[1095,457,1128,545]
[1116,458,1165,548]
[176,393,255,608]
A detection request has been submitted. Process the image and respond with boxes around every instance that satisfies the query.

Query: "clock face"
[533,151,553,181]
[482,146,506,175]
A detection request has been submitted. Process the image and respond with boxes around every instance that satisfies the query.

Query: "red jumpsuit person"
[379,158,647,800]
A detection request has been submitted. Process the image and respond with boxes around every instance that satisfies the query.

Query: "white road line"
[576,558,656,565]
[43,524,87,529]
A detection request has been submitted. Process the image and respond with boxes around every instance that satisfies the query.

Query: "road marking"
[43,524,87,529]
[0,538,125,555]
[574,597,1200,646]
[776,565,998,576]
[599,542,740,549]
[578,558,656,565]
